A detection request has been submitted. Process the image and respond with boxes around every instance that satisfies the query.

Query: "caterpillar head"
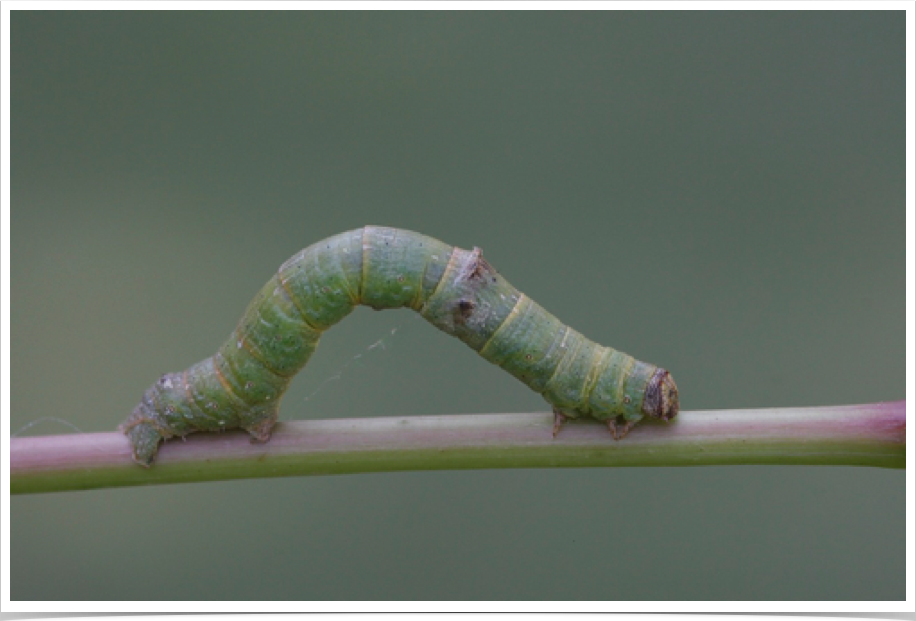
[643,368,679,422]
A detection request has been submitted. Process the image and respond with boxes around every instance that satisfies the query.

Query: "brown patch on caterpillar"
[452,248,494,326]
[466,247,496,281]
[454,299,476,324]
[642,368,679,422]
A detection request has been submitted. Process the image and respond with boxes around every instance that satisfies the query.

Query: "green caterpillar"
[122,226,679,466]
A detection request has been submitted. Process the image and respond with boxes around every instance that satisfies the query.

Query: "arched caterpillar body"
[122,226,679,466]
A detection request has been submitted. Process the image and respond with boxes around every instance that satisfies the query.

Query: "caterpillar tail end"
[643,368,679,422]
[119,411,166,468]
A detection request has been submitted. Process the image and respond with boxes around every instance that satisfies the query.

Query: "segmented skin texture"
[122,226,679,466]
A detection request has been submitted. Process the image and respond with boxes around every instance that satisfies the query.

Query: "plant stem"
[10,401,906,494]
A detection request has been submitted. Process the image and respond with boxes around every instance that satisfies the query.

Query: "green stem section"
[11,401,905,494]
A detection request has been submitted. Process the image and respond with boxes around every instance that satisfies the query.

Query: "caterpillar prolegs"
[122,226,679,466]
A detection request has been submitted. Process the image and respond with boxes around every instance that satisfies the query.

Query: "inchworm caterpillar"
[122,226,679,466]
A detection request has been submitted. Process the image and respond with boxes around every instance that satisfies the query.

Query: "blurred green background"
[11,11,904,600]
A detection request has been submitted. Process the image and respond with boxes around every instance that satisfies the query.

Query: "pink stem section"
[10,402,906,494]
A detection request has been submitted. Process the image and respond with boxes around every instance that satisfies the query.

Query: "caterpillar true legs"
[122,226,679,466]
